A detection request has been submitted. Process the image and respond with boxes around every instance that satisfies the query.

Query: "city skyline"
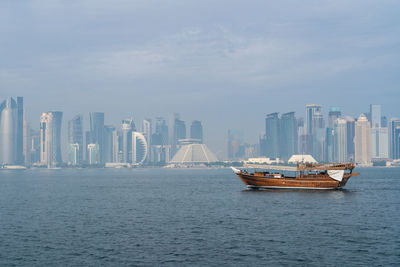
[2,95,400,167]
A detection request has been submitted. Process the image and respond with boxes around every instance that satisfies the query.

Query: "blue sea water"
[0,167,399,266]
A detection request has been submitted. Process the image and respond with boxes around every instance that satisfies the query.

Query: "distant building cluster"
[227,104,400,166]
[0,96,215,168]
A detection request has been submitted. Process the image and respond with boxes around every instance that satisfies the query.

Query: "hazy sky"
[1,0,400,157]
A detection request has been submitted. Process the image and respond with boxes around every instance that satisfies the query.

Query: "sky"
[1,0,400,157]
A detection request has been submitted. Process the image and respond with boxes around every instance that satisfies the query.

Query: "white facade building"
[355,114,371,165]
[371,127,389,159]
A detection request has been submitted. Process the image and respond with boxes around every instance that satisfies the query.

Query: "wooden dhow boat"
[232,163,359,190]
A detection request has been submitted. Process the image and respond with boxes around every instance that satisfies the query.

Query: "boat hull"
[237,173,356,190]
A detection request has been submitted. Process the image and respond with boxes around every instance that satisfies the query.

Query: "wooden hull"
[237,173,357,190]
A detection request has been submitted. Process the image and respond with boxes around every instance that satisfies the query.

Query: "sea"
[0,167,399,266]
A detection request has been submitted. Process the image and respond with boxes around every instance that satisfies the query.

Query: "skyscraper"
[16,97,24,164]
[227,129,244,159]
[68,143,79,165]
[0,98,18,165]
[112,128,120,163]
[371,127,389,159]
[87,143,99,165]
[68,115,83,165]
[389,118,400,159]
[328,107,341,129]
[155,117,168,145]
[306,104,324,160]
[345,116,355,161]
[333,118,347,162]
[280,112,298,160]
[121,118,135,163]
[40,111,63,167]
[306,104,323,135]
[104,125,115,163]
[89,112,105,163]
[173,118,186,156]
[370,104,381,128]
[132,132,148,165]
[265,112,280,158]
[23,118,31,166]
[354,114,371,165]
[142,119,152,160]
[190,120,203,143]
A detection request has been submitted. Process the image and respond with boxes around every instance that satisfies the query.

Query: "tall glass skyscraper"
[155,117,168,145]
[265,112,280,159]
[16,97,24,164]
[389,119,400,159]
[280,112,298,160]
[345,116,355,161]
[121,118,135,163]
[190,120,203,143]
[104,125,115,163]
[68,115,83,165]
[89,112,105,163]
[328,107,341,129]
[370,104,381,128]
[333,118,347,162]
[306,104,324,159]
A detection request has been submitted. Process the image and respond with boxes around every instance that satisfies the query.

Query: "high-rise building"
[325,107,342,162]
[89,112,105,163]
[333,118,347,162]
[104,126,115,163]
[259,133,267,157]
[371,127,389,159]
[132,132,148,165]
[0,98,18,165]
[16,97,24,164]
[355,114,371,165]
[30,130,40,164]
[155,117,168,145]
[370,104,381,128]
[68,115,83,165]
[328,107,341,129]
[175,119,186,142]
[112,128,120,163]
[121,119,136,163]
[345,116,355,161]
[265,112,280,158]
[68,143,80,165]
[190,120,203,143]
[306,104,323,135]
[297,118,309,155]
[121,119,135,163]
[40,111,63,167]
[381,116,388,128]
[142,119,152,160]
[23,118,31,166]
[280,112,297,160]
[395,127,400,160]
[389,118,400,159]
[169,113,179,155]
[87,143,99,165]
[306,104,324,160]
[227,129,244,159]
